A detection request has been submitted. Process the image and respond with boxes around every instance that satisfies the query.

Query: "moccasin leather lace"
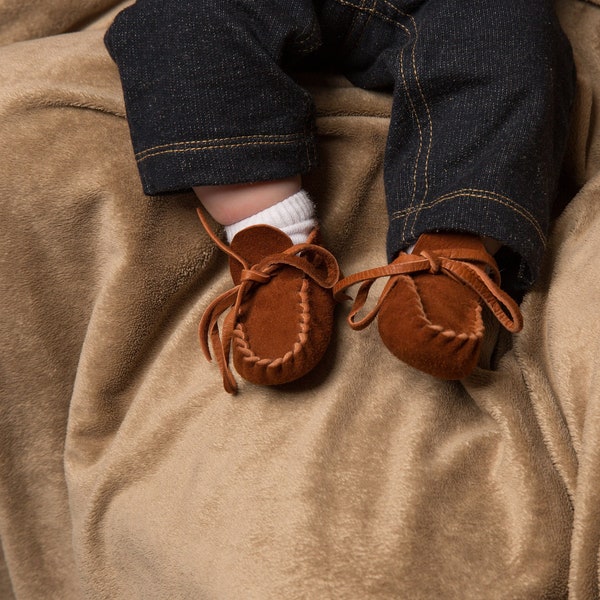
[333,246,523,334]
[197,208,340,393]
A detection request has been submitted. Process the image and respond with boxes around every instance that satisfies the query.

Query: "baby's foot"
[197,209,340,393]
[334,233,523,379]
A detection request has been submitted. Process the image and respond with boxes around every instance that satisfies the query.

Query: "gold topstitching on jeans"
[294,19,321,54]
[406,12,433,203]
[345,0,365,49]
[396,42,423,215]
[357,0,436,224]
[382,4,432,239]
[331,0,434,241]
[344,0,375,54]
[392,189,546,244]
[365,0,438,238]
[331,0,431,240]
[393,187,540,224]
[134,132,304,159]
[136,138,306,163]
[435,188,541,223]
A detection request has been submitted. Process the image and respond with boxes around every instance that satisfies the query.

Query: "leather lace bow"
[333,247,523,333]
[197,208,340,394]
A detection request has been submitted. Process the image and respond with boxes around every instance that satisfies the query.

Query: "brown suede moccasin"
[197,208,340,394]
[334,232,523,380]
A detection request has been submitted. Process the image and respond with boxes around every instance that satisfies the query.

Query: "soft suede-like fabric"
[1,1,600,598]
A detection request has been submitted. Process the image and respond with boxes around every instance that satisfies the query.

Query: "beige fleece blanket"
[1,1,600,598]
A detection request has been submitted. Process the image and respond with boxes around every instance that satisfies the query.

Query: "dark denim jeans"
[105,0,575,294]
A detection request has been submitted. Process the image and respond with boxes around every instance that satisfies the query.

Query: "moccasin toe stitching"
[333,231,523,382]
[422,303,484,340]
[377,273,485,379]
[196,212,339,393]
[232,275,330,386]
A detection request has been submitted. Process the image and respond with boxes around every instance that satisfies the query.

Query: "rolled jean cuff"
[134,132,318,195]
[387,192,548,293]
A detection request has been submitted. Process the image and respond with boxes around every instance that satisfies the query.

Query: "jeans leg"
[319,0,575,292]
[105,0,322,195]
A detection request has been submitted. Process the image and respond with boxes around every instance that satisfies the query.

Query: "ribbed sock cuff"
[224,190,316,245]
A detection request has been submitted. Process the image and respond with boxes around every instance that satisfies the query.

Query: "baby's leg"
[194,178,302,227]
[194,177,317,246]
[105,0,339,392]
[323,0,575,377]
[105,0,321,197]
[320,0,574,288]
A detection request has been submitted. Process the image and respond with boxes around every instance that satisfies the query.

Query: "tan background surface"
[1,1,600,597]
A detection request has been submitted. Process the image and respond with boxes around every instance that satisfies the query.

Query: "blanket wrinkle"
[0,0,127,45]
[1,0,600,598]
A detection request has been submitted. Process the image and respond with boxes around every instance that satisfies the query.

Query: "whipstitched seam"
[393,189,546,244]
[235,278,310,367]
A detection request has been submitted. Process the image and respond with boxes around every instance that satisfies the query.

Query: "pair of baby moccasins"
[197,209,523,394]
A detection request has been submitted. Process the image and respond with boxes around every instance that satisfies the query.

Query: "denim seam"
[295,38,321,54]
[331,0,402,28]
[135,133,309,162]
[392,188,546,245]
[136,140,314,164]
[343,0,376,54]
[330,0,433,241]
[378,0,546,245]
[379,0,433,240]
[347,0,369,49]
[331,0,540,247]
[294,19,321,54]
[380,0,434,239]
[304,127,314,167]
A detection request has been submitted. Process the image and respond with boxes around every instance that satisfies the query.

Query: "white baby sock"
[224,190,316,245]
